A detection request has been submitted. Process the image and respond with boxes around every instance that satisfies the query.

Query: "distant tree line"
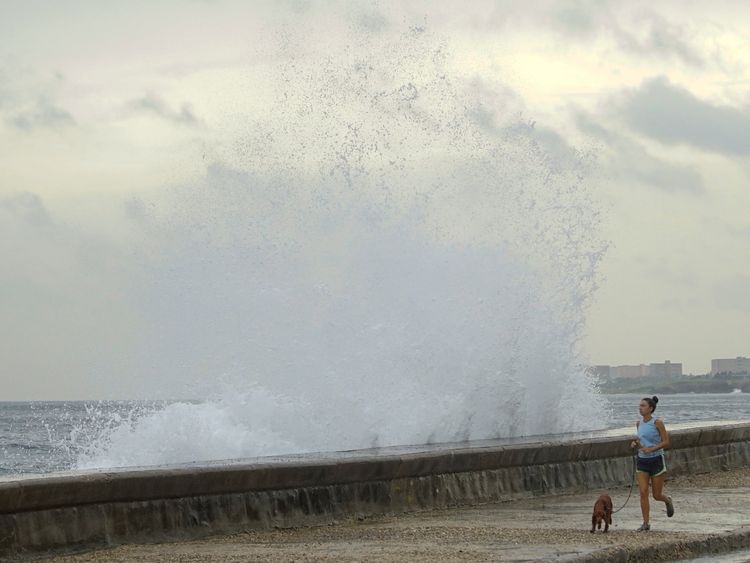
[599,372,750,394]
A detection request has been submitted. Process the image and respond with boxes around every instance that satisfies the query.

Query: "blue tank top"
[638,417,663,458]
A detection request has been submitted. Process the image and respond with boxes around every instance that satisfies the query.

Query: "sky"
[1,0,749,399]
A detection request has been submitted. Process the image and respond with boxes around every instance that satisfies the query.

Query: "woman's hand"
[639,445,654,453]
[630,440,640,449]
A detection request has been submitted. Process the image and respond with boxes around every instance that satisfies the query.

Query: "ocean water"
[604,393,750,429]
[1,393,748,476]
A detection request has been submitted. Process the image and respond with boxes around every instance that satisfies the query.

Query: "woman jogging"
[629,395,675,531]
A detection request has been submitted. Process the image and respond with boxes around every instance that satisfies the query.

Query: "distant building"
[591,361,682,379]
[611,364,650,379]
[593,364,649,379]
[649,360,682,377]
[711,357,750,376]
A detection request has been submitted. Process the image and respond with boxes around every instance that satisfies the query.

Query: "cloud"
[0,68,76,130]
[7,97,75,130]
[127,93,201,126]
[0,191,55,227]
[550,2,602,37]
[618,76,750,155]
[575,110,704,194]
[543,2,706,67]
[466,80,588,176]
[611,12,705,68]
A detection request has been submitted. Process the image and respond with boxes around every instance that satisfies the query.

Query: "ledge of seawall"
[569,527,750,562]
[1,421,749,559]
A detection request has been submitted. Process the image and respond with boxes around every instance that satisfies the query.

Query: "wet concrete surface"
[41,467,750,562]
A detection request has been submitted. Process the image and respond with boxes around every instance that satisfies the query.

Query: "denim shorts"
[637,454,666,476]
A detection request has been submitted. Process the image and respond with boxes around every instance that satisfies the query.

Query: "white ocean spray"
[75,28,607,470]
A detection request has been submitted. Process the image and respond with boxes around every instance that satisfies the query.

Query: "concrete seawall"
[1,422,749,559]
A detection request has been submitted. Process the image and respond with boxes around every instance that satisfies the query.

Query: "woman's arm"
[630,420,641,449]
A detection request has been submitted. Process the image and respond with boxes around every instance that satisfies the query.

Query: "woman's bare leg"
[651,473,669,503]
[637,471,651,524]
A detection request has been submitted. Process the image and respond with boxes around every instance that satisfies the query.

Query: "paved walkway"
[46,468,750,562]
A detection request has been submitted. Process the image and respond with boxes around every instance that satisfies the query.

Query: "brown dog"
[591,494,613,533]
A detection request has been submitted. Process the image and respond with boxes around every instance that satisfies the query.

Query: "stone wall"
[1,422,748,559]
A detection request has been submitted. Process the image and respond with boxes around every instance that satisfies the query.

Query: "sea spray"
[76,27,607,469]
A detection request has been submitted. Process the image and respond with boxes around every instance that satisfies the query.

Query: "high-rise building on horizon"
[710,357,750,375]
[592,360,682,379]
[649,360,682,377]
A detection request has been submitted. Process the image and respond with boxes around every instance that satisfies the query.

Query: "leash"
[611,451,638,515]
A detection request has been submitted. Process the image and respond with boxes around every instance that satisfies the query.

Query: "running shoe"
[666,496,674,517]
[636,523,651,532]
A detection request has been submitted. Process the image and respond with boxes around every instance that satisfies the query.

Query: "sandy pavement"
[42,467,750,562]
